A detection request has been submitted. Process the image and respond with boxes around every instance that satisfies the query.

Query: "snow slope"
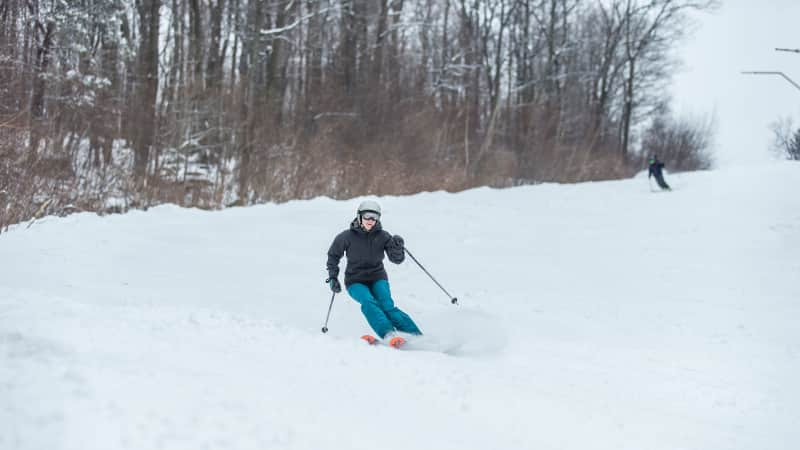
[2,162,799,450]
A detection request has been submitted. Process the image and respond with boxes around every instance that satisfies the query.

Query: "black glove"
[391,235,405,250]
[325,277,342,293]
[386,235,405,264]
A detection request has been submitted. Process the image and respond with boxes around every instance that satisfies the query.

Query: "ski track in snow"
[1,162,799,450]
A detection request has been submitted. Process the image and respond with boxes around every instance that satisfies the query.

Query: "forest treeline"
[0,0,715,230]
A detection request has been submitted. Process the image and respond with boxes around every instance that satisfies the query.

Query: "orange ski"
[388,336,406,349]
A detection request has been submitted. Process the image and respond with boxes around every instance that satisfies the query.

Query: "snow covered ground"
[2,161,799,450]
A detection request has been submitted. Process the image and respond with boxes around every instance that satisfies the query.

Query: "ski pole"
[321,291,336,333]
[404,247,458,305]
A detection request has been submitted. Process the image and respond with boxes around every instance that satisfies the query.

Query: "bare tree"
[770,117,800,161]
[617,0,717,159]
[641,104,714,171]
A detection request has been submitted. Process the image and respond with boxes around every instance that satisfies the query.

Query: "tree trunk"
[133,0,160,187]
[304,0,322,124]
[620,57,634,159]
[28,17,55,154]
[188,0,203,87]
[237,0,264,203]
[265,3,288,128]
[207,0,225,92]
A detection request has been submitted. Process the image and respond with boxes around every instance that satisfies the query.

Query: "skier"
[648,155,671,191]
[326,200,422,348]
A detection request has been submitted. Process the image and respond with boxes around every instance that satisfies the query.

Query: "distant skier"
[326,200,422,348]
[648,155,671,191]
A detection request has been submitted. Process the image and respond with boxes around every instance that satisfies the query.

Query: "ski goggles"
[361,212,380,221]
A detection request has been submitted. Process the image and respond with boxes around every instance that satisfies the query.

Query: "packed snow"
[1,162,798,450]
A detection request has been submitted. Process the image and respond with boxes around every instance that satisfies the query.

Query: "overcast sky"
[669,0,800,167]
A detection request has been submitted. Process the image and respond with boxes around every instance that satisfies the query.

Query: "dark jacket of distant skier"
[327,218,405,287]
[648,156,671,190]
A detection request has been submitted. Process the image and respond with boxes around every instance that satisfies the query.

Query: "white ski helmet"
[357,200,381,217]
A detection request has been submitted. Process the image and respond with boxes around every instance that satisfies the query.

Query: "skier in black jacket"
[648,155,671,191]
[326,200,422,347]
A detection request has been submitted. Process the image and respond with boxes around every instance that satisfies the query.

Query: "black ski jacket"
[648,160,665,178]
[327,218,404,287]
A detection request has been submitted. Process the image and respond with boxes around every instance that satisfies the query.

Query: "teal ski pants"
[347,280,422,338]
